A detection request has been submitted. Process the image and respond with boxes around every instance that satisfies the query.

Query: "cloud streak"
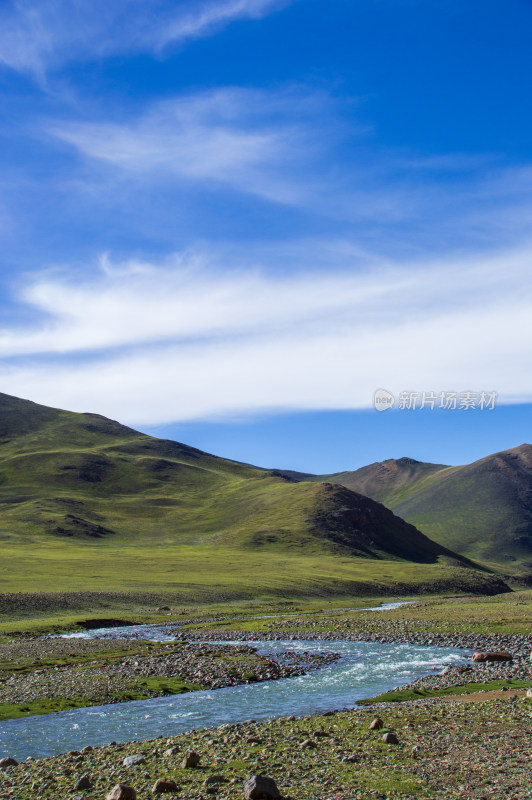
[49,88,306,204]
[1,242,532,423]
[46,85,532,242]
[0,0,290,78]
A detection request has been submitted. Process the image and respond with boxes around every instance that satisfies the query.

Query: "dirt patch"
[441,687,529,703]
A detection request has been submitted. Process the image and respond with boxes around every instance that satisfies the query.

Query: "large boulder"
[123,755,145,767]
[382,732,399,744]
[243,775,280,800]
[0,758,18,769]
[152,778,179,793]
[181,750,200,768]
[472,651,512,663]
[74,774,92,790]
[106,785,137,800]
[369,717,384,730]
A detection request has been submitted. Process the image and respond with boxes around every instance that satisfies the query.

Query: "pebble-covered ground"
[0,693,530,800]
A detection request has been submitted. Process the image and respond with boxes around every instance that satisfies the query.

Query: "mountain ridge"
[0,392,504,598]
[287,446,532,567]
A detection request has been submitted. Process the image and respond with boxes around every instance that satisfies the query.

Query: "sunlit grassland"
[188,589,532,636]
[380,590,532,634]
[0,539,474,595]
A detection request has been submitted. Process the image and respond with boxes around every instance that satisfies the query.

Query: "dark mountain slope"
[295,448,532,567]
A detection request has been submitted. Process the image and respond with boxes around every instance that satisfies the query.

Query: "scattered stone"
[369,717,384,730]
[182,749,201,768]
[74,774,92,791]
[123,755,145,767]
[106,785,137,800]
[243,774,281,800]
[152,778,179,793]
[382,732,399,744]
[204,775,227,786]
[80,745,93,753]
[0,757,18,768]
[300,738,317,749]
[526,687,532,698]
[164,746,180,756]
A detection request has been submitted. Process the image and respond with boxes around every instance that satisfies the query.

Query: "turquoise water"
[0,637,470,760]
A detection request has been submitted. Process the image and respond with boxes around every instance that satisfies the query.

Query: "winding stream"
[0,635,471,760]
[58,601,415,642]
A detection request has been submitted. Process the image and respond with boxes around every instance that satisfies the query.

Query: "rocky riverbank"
[180,627,532,694]
[0,638,339,717]
[1,691,530,800]
[1,594,531,799]
[3,614,530,717]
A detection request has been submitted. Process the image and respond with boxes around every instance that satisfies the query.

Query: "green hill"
[298,450,532,568]
[0,393,501,599]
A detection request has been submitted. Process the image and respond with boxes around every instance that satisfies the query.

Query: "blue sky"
[0,0,531,471]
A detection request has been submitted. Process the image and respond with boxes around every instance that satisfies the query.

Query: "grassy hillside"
[0,393,499,598]
[301,449,532,568]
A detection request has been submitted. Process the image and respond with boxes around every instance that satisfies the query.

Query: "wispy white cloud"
[47,84,532,238]
[0,0,290,78]
[152,0,290,51]
[49,88,307,204]
[1,242,531,423]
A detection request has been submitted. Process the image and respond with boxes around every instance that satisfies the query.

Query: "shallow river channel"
[0,603,472,760]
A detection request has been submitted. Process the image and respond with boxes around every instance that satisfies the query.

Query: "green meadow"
[0,538,490,597]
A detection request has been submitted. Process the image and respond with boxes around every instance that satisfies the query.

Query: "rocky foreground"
[1,595,531,799]
[1,692,531,800]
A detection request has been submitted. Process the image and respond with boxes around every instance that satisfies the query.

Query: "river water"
[56,601,415,643]
[0,635,471,760]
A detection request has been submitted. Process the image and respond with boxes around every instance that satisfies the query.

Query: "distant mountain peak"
[309,446,532,567]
